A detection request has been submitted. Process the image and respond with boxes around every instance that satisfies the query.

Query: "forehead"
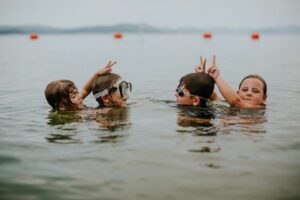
[179,84,190,92]
[240,78,264,89]
[69,86,78,92]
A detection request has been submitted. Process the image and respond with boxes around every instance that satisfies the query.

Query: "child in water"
[175,72,215,108]
[206,55,267,109]
[89,73,132,129]
[92,73,132,108]
[175,64,216,125]
[45,61,117,111]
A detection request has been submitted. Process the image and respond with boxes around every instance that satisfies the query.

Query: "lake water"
[0,33,300,200]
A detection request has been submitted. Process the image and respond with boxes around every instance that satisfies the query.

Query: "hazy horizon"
[1,0,300,29]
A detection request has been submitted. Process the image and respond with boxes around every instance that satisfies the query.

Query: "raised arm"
[195,55,221,100]
[80,61,117,100]
[207,56,246,107]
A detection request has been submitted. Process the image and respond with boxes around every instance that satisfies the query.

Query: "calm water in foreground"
[0,34,300,200]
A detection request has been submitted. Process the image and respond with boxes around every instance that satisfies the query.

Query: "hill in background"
[1,23,300,34]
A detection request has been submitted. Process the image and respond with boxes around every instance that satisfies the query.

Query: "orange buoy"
[30,33,39,40]
[203,32,212,39]
[114,32,123,39]
[251,32,260,40]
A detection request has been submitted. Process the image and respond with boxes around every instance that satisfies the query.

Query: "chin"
[77,104,84,110]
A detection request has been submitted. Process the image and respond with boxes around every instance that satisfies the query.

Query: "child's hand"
[195,56,206,73]
[207,55,220,79]
[96,61,117,76]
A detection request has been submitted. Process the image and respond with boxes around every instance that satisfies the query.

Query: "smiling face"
[238,77,267,106]
[69,87,84,110]
[45,80,84,111]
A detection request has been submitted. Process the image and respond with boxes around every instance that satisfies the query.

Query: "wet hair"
[178,72,215,107]
[239,74,267,95]
[45,80,77,111]
[92,73,121,107]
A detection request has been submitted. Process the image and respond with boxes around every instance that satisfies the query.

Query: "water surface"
[1,34,300,199]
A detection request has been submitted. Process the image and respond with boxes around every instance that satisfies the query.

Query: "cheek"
[72,96,83,105]
[176,96,183,102]
[177,97,190,104]
[256,94,265,100]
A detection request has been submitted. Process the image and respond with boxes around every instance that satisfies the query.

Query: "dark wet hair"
[239,74,267,95]
[92,73,121,107]
[45,80,77,111]
[178,73,215,107]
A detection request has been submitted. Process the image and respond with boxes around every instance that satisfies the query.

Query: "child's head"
[92,73,132,108]
[176,72,215,107]
[238,74,267,106]
[45,80,83,111]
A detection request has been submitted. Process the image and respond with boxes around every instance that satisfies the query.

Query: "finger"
[200,56,204,66]
[104,61,111,68]
[111,61,117,66]
[207,67,211,73]
[203,59,206,71]
[212,55,216,66]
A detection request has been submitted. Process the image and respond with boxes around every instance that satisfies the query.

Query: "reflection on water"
[175,103,268,153]
[46,107,131,144]
[220,107,267,140]
[188,146,221,153]
[176,103,267,136]
[94,134,126,143]
[46,111,83,144]
[92,107,130,143]
[93,107,130,132]
[176,105,219,136]
[47,111,82,126]
[46,133,82,144]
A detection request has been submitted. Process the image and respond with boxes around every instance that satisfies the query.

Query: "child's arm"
[209,91,222,100]
[207,56,248,107]
[195,56,221,100]
[80,61,117,100]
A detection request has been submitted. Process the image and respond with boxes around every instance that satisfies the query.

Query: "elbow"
[229,97,243,107]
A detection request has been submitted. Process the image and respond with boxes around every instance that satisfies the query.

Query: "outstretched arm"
[195,55,221,100]
[207,56,245,107]
[80,61,117,100]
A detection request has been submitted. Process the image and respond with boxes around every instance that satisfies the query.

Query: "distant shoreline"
[1,24,300,35]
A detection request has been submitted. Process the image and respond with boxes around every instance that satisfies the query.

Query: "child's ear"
[263,94,267,101]
[58,101,66,111]
[192,96,201,106]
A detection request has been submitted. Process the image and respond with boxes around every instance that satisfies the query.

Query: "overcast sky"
[0,0,300,28]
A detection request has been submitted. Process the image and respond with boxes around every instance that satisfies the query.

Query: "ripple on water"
[94,133,126,144]
[188,146,221,153]
[46,133,82,144]
[0,155,21,165]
